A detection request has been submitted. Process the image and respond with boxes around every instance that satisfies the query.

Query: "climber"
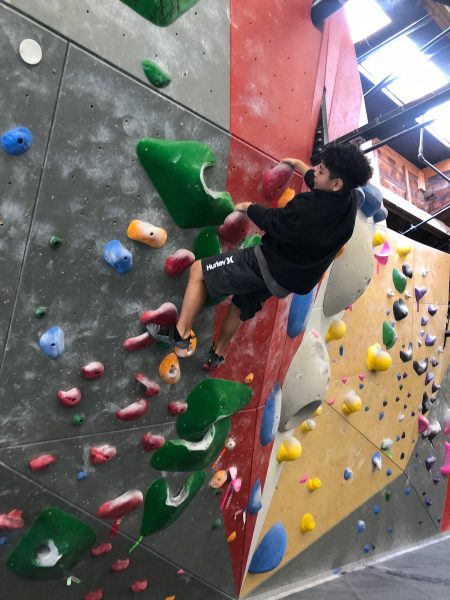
[147,143,373,369]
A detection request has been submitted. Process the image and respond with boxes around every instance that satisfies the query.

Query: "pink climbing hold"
[444,409,450,436]
[130,579,148,593]
[0,509,24,530]
[90,444,117,465]
[90,542,113,556]
[218,211,250,244]
[418,415,430,435]
[341,377,349,384]
[29,454,56,471]
[57,387,81,407]
[140,302,178,326]
[135,373,160,397]
[358,374,365,381]
[97,490,144,520]
[262,162,294,201]
[168,400,187,416]
[85,591,103,600]
[142,433,165,451]
[123,332,155,351]
[440,442,450,476]
[164,249,195,277]
[81,361,105,379]
[374,241,391,273]
[111,558,130,572]
[116,399,148,421]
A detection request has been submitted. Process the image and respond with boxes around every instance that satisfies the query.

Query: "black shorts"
[201,248,272,321]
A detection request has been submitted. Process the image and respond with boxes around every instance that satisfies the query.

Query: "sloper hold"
[382,321,397,349]
[260,383,282,446]
[248,523,287,573]
[367,343,392,371]
[39,326,64,359]
[7,507,95,580]
[176,379,252,441]
[392,268,407,293]
[151,418,230,471]
[136,139,234,228]
[120,0,200,26]
[413,358,428,376]
[393,298,408,321]
[103,240,133,274]
[248,480,262,515]
[1,126,33,155]
[141,59,171,88]
[360,183,383,217]
[127,219,167,248]
[218,210,250,244]
[287,287,316,338]
[400,342,413,362]
[262,162,294,201]
[139,471,205,536]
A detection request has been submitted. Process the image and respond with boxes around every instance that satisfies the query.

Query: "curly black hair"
[320,143,373,191]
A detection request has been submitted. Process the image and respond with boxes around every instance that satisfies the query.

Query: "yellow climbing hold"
[372,230,387,247]
[300,418,316,432]
[175,330,197,358]
[325,319,347,343]
[314,405,323,417]
[300,513,316,534]
[127,219,167,248]
[277,436,302,463]
[396,243,412,258]
[165,596,176,600]
[244,372,254,384]
[227,531,237,543]
[277,187,296,208]
[342,390,361,415]
[307,477,321,491]
[159,353,181,385]
[367,343,392,371]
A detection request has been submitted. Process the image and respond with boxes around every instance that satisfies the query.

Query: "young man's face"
[313,162,344,192]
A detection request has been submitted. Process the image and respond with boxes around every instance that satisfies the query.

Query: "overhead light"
[344,0,391,44]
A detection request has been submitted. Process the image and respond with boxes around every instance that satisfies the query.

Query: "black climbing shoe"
[146,324,192,350]
[202,346,225,371]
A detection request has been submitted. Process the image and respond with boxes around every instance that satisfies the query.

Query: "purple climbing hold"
[424,496,432,507]
[103,240,133,274]
[432,382,441,393]
[425,456,436,470]
[421,315,429,326]
[425,334,436,347]
[425,372,434,385]
[414,287,427,302]
[428,304,438,316]
[431,357,439,367]
[393,298,408,321]
[400,342,413,363]
[413,358,428,375]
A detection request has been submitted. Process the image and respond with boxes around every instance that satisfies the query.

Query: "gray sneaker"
[146,324,192,350]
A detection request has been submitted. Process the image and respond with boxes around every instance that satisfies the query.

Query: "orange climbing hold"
[127,219,167,248]
[159,353,181,384]
[244,372,254,383]
[175,330,197,358]
[277,187,296,208]
[209,470,228,489]
[227,531,237,543]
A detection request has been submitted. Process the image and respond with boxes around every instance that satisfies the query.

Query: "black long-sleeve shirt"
[247,169,357,294]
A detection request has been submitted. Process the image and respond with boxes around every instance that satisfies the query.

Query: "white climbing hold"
[19,39,43,65]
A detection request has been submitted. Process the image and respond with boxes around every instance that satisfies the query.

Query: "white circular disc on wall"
[19,39,42,65]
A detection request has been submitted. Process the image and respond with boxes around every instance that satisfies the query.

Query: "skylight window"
[422,100,450,147]
[344,0,391,43]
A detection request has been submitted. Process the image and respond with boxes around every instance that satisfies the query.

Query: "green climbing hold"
[49,236,62,249]
[212,518,222,529]
[382,321,397,350]
[72,413,85,426]
[240,234,262,249]
[142,59,171,88]
[177,378,252,441]
[392,268,407,293]
[140,471,205,536]
[384,490,392,502]
[151,418,230,471]
[120,0,200,26]
[136,139,234,228]
[7,507,95,580]
[35,306,48,318]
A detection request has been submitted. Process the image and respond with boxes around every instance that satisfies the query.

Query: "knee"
[189,259,203,281]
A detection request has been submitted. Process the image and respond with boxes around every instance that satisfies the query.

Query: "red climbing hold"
[123,332,155,351]
[57,387,81,407]
[116,399,148,421]
[140,302,178,326]
[111,558,130,572]
[164,249,195,277]
[218,211,250,244]
[167,400,187,416]
[85,590,104,600]
[29,454,56,471]
[90,542,113,556]
[135,373,161,397]
[262,162,294,201]
[90,444,117,465]
[97,490,144,520]
[81,361,105,379]
[142,433,165,451]
[0,509,24,529]
[130,579,148,593]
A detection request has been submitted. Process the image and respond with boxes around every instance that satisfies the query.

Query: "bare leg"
[214,302,243,356]
[176,260,207,338]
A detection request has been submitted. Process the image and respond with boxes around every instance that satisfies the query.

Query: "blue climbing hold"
[39,326,64,359]
[248,523,287,573]
[248,479,262,515]
[260,383,282,446]
[344,468,353,480]
[363,543,370,553]
[360,183,383,218]
[386,468,392,477]
[354,188,365,209]
[287,287,316,338]
[373,205,388,223]
[1,127,33,156]
[76,471,88,481]
[357,520,366,533]
[405,487,411,495]
[373,504,380,515]
[103,240,133,274]
[0,537,8,545]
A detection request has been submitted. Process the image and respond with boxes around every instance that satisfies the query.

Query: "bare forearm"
[281,157,311,176]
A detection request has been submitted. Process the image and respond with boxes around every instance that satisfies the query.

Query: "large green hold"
[151,418,230,471]
[392,268,407,293]
[240,234,262,249]
[382,321,397,350]
[177,378,252,441]
[7,507,95,580]
[137,139,234,228]
[120,0,200,26]
[142,59,171,88]
[140,471,205,536]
